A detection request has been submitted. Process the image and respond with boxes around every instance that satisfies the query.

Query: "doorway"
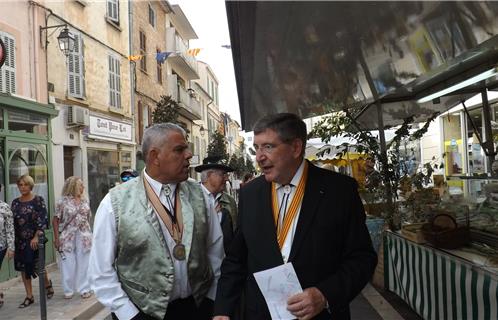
[64,146,74,180]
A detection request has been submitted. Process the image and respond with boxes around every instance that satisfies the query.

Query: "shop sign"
[89,115,132,141]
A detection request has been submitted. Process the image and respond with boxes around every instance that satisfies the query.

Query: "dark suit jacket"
[214,161,378,320]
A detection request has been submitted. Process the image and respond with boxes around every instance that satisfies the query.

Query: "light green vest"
[109,176,213,319]
[220,192,238,229]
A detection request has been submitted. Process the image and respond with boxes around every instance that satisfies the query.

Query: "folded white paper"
[253,262,303,320]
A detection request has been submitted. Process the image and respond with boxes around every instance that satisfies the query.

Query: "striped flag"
[128,55,142,61]
[186,48,201,57]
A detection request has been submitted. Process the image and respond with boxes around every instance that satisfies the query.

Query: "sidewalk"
[0,263,417,320]
[0,263,108,320]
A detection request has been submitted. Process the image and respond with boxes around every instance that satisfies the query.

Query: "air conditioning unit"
[66,105,89,127]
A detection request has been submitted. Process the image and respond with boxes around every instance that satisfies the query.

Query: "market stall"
[385,231,498,319]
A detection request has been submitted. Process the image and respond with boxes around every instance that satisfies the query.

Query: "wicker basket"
[421,213,469,249]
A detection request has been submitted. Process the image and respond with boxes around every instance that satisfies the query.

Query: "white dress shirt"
[274,160,305,263]
[200,183,222,223]
[88,171,224,320]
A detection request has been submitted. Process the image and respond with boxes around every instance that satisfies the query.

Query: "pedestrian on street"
[12,174,54,308]
[89,123,224,320]
[0,184,14,308]
[53,176,93,299]
[196,156,238,252]
[213,113,378,320]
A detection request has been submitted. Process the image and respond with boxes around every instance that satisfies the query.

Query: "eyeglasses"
[253,143,282,155]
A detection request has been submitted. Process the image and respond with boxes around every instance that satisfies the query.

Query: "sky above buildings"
[172,0,241,124]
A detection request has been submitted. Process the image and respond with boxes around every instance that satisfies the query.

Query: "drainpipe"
[128,0,137,168]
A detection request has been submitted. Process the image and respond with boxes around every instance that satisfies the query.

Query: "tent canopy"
[226,1,498,130]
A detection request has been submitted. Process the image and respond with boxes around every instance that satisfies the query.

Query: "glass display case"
[444,176,498,245]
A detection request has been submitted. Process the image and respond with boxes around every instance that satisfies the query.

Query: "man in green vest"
[196,157,238,252]
[89,123,225,320]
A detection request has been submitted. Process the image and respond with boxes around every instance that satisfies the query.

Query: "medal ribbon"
[271,161,308,249]
[143,177,183,244]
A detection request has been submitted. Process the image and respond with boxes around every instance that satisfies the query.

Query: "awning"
[226,1,498,130]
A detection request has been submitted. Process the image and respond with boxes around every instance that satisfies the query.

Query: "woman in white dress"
[53,176,93,299]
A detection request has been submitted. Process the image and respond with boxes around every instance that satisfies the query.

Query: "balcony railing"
[166,28,199,75]
[178,86,201,119]
[166,74,201,119]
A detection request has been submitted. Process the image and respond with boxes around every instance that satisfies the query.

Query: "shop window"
[467,108,484,175]
[0,142,4,202]
[442,113,464,177]
[7,110,48,135]
[0,31,16,94]
[8,142,48,207]
[87,149,131,214]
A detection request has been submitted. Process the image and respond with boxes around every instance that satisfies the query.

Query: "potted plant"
[310,110,439,231]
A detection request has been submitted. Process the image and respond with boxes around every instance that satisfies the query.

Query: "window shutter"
[68,33,84,98]
[108,55,121,108]
[0,32,16,94]
[107,0,119,22]
[115,57,121,108]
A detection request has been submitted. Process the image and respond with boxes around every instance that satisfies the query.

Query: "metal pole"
[38,232,47,320]
[481,88,496,173]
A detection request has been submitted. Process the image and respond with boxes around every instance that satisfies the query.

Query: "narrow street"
[0,262,419,320]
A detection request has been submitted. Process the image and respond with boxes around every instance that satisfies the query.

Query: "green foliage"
[309,110,440,229]
[228,153,256,178]
[151,95,189,135]
[152,95,181,124]
[207,131,229,163]
[245,156,256,174]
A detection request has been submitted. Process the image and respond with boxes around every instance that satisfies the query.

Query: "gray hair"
[142,123,186,163]
[200,170,212,183]
[253,113,307,156]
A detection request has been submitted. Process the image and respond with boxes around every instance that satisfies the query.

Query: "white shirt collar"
[143,169,177,197]
[275,160,306,189]
[200,183,221,200]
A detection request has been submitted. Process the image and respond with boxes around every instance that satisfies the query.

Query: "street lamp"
[57,27,75,56]
[200,126,205,137]
[40,24,75,56]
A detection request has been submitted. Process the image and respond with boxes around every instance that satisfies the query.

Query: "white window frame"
[0,31,16,94]
[148,4,156,28]
[108,54,121,109]
[67,32,85,98]
[106,0,119,23]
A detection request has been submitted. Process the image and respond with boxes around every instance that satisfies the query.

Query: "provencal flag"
[128,55,142,61]
[186,48,201,57]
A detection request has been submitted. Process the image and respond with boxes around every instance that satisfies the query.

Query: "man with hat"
[120,169,139,183]
[196,156,238,253]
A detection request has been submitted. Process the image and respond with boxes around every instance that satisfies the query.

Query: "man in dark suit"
[213,113,377,320]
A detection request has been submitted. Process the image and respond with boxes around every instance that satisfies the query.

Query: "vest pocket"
[120,276,150,294]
